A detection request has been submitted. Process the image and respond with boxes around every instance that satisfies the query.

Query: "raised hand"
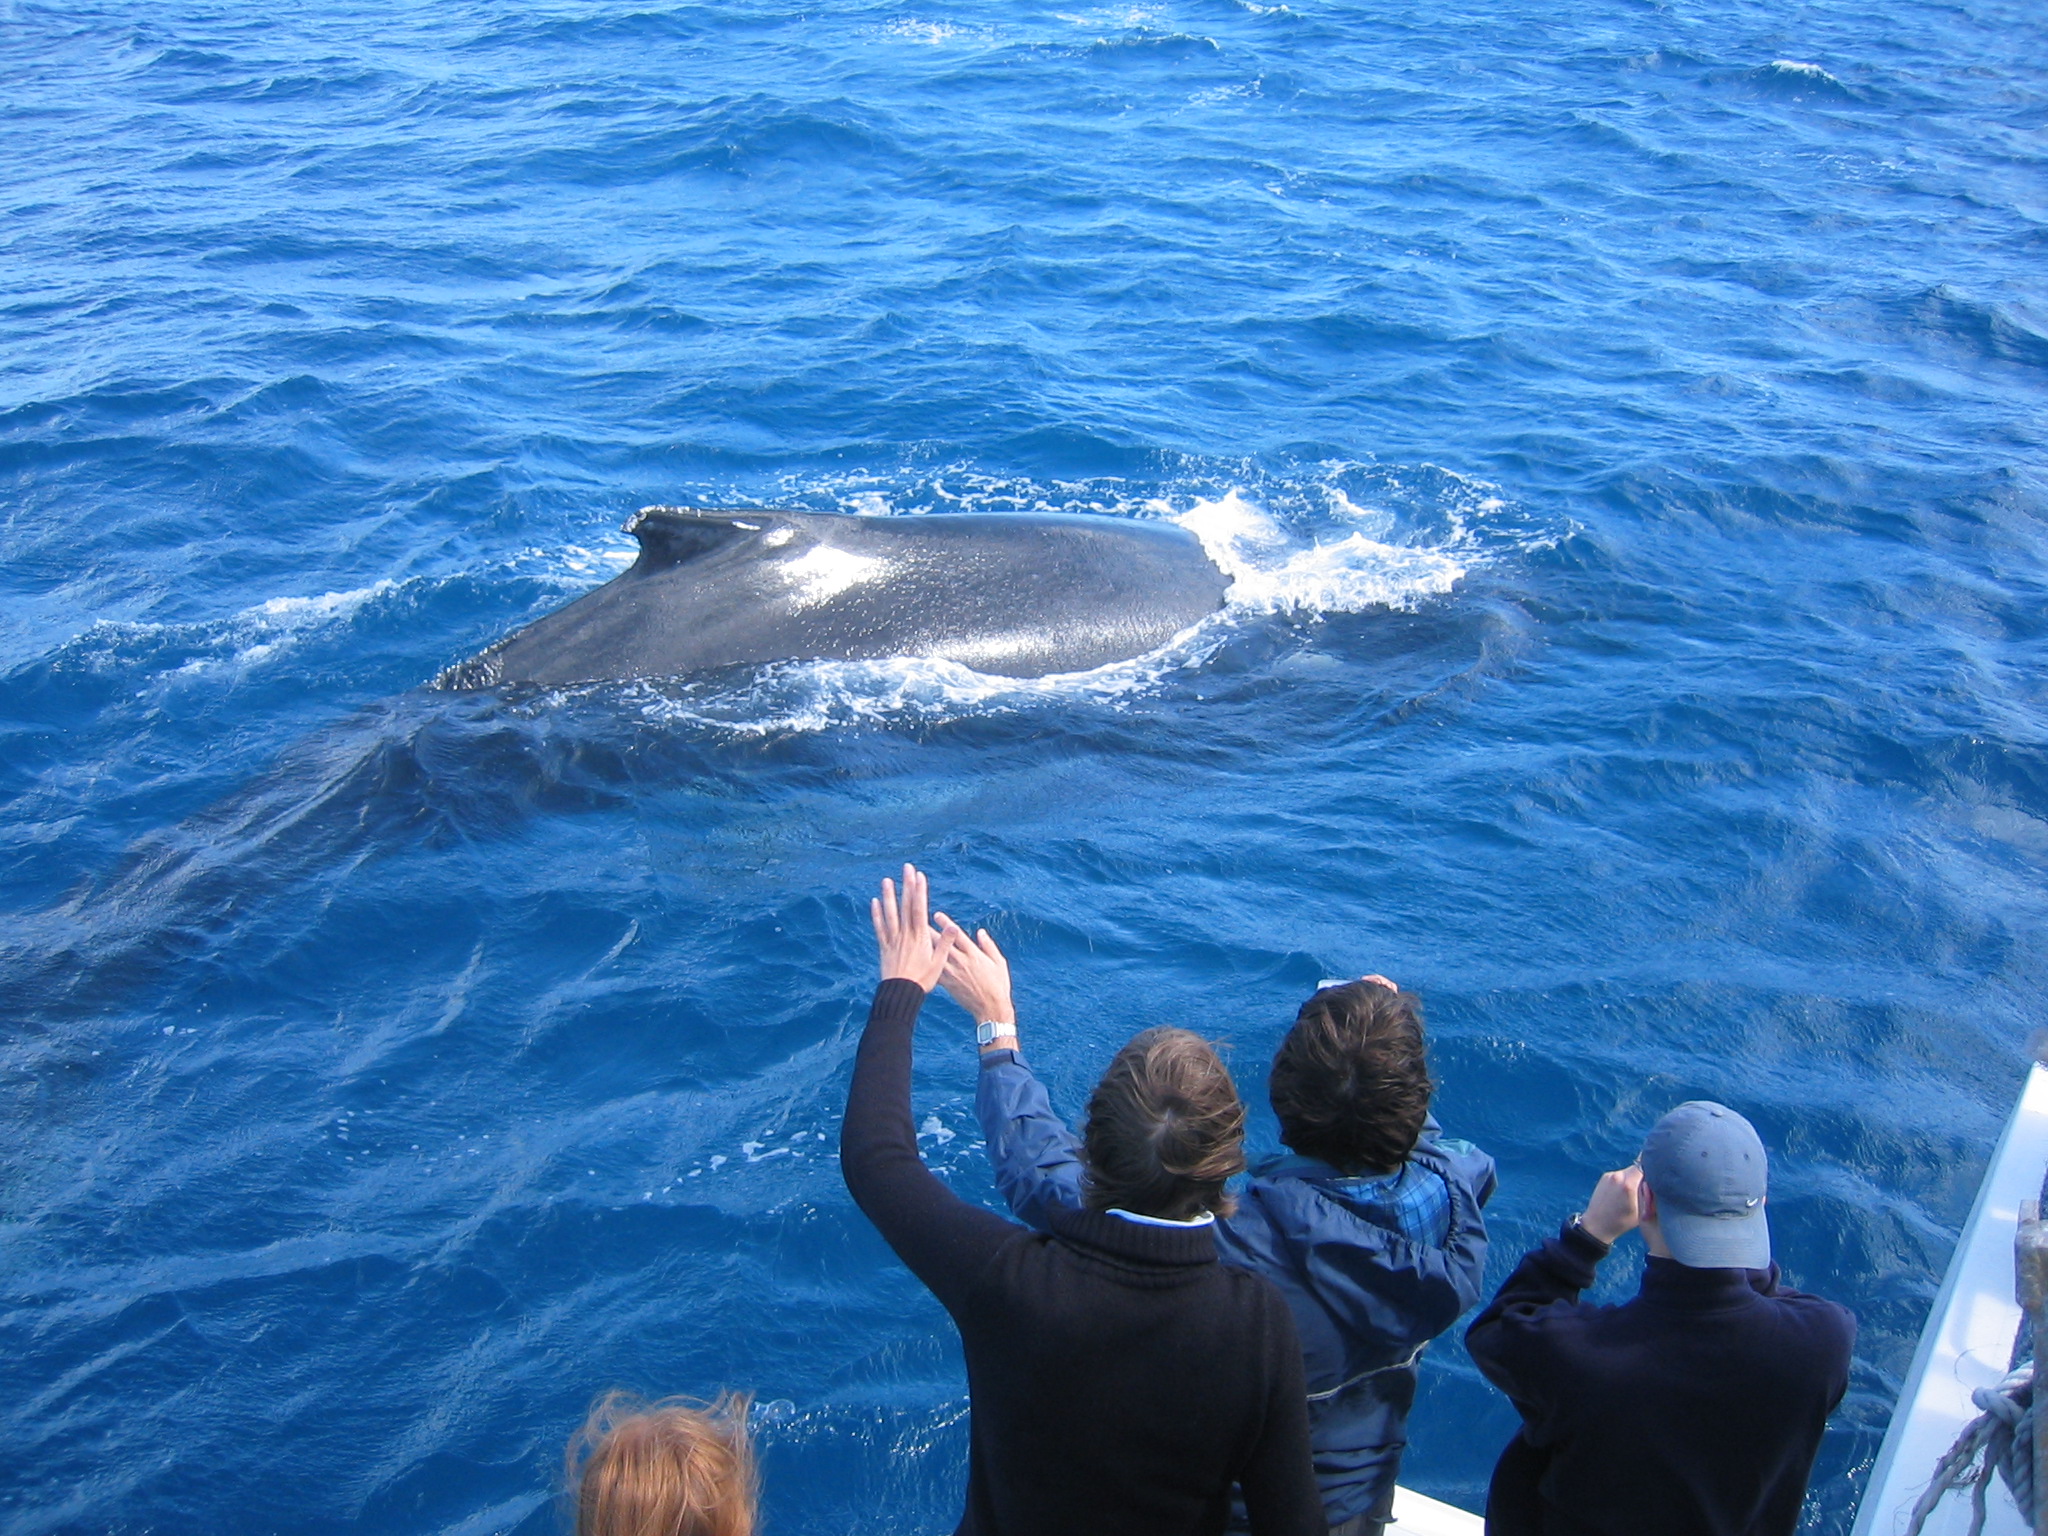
[871,864,955,991]
[935,915,1015,1035]
[1581,1165,1646,1245]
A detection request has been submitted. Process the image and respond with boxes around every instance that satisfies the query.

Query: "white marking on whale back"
[780,544,885,607]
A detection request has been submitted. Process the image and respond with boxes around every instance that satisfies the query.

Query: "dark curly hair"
[1268,982,1431,1175]
[1082,1027,1247,1221]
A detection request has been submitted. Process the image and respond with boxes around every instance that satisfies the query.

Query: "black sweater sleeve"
[840,979,1019,1312]
[1237,1296,1326,1536]
[1464,1221,1609,1415]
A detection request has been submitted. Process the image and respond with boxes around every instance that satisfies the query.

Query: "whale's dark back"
[436,507,1232,688]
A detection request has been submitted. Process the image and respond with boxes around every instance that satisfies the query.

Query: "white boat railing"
[1852,1062,2048,1536]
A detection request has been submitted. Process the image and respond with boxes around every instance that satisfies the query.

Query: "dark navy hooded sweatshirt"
[977,1047,1496,1526]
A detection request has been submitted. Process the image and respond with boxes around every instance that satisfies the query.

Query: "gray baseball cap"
[1639,1101,1771,1270]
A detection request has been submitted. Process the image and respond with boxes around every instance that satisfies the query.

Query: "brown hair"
[1082,1026,1247,1222]
[1269,982,1431,1176]
[566,1390,757,1536]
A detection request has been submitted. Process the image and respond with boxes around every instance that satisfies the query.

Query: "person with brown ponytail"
[840,864,1323,1536]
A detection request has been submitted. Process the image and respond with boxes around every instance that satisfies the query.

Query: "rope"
[1899,1363,2033,1536]
[1899,1164,2048,1535]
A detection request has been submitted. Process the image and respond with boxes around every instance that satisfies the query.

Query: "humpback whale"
[436,506,1232,689]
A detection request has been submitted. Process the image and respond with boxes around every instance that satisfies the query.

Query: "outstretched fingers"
[901,864,928,935]
[872,863,957,990]
[934,916,971,980]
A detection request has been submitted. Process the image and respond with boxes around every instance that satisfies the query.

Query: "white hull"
[1390,1484,1484,1534]
[1853,1062,2048,1536]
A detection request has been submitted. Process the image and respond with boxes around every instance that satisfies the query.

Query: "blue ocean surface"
[3,0,2045,1530]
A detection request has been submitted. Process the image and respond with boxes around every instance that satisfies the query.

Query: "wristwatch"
[975,1020,1016,1047]
[1564,1214,1612,1253]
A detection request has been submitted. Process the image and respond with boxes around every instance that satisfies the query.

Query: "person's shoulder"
[1214,1170,1294,1246]
[1414,1131,1497,1196]
[1426,1134,1484,1159]
[968,1217,1086,1296]
[1764,1283,1858,1339]
[1221,1168,1382,1256]
[1211,1249,1297,1307]
[1511,1287,1624,1329]
[1734,1285,1857,1391]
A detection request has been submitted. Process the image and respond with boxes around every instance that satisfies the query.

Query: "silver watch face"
[976,1022,1009,1046]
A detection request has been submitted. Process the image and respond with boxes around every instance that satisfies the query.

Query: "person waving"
[840,865,1322,1536]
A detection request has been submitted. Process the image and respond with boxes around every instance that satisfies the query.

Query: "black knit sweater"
[840,979,1324,1536]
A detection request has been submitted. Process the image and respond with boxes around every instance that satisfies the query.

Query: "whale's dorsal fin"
[624,506,806,571]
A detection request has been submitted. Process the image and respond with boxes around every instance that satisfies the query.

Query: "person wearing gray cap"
[1465,1101,1855,1536]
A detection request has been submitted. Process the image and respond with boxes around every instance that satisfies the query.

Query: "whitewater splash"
[1174,489,1466,616]
[36,578,408,683]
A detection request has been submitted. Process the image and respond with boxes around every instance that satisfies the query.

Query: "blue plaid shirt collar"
[1248,1150,1452,1249]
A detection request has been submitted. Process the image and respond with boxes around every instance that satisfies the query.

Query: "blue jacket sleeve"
[1421,1113,1499,1208]
[974,1050,1088,1231]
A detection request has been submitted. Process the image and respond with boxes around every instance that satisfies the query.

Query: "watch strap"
[1563,1214,1613,1255]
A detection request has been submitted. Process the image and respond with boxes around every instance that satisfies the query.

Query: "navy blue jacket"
[1465,1222,1856,1536]
[977,1049,1497,1525]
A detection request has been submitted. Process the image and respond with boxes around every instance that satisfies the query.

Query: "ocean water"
[3,0,2045,1530]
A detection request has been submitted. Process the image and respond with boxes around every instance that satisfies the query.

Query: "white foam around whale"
[72,471,1520,726]
[1172,490,1466,616]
